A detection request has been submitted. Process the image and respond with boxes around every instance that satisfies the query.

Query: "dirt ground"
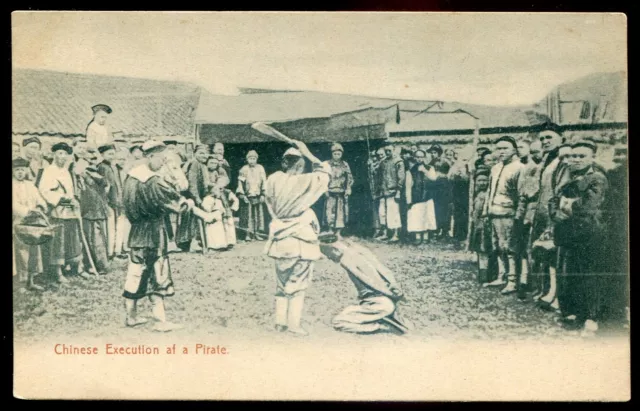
[12,238,626,346]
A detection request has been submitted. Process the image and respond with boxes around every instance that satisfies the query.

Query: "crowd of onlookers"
[13,106,629,337]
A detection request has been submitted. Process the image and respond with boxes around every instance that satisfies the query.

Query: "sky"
[12,12,627,106]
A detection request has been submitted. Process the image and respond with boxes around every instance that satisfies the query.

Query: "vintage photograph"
[12,12,629,400]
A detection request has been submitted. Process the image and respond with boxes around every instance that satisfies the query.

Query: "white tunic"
[86,121,113,149]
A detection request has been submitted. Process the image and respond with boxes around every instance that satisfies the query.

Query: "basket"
[14,210,58,246]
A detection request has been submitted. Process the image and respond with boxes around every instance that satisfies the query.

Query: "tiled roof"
[12,69,202,137]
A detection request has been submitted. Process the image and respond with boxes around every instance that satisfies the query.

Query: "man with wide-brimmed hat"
[264,141,331,336]
[38,142,90,283]
[237,149,267,241]
[322,143,354,240]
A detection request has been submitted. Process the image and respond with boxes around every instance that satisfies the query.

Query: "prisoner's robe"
[122,164,184,300]
[98,159,123,258]
[12,179,47,281]
[86,121,113,150]
[237,164,267,237]
[320,239,410,334]
[202,190,239,250]
[322,159,353,230]
[38,163,83,268]
[79,167,110,274]
[264,162,331,297]
[176,159,208,250]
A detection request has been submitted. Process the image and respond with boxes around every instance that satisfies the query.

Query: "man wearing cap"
[319,235,411,335]
[237,150,267,241]
[526,124,565,307]
[375,145,405,243]
[264,141,331,336]
[38,142,90,282]
[122,140,205,331]
[86,104,113,149]
[552,140,608,337]
[79,151,110,275]
[322,143,354,240]
[13,157,48,291]
[176,144,210,252]
[97,144,126,260]
[482,135,524,295]
[22,137,49,186]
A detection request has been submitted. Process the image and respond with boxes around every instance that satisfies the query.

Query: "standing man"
[237,150,267,241]
[427,144,444,166]
[322,143,354,240]
[98,144,125,260]
[38,142,89,283]
[482,136,524,294]
[514,139,543,300]
[369,149,384,238]
[528,124,565,306]
[79,151,111,275]
[122,140,205,331]
[86,104,113,150]
[399,147,417,243]
[114,148,131,257]
[376,144,405,243]
[264,141,331,336]
[176,144,209,252]
[552,140,608,337]
[22,137,48,186]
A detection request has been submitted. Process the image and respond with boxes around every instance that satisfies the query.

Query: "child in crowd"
[201,184,239,251]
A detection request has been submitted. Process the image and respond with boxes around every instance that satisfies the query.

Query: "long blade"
[251,122,296,145]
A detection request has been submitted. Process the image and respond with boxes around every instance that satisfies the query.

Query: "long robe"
[38,163,83,267]
[122,164,183,300]
[98,160,123,258]
[202,191,239,250]
[176,159,208,250]
[237,164,267,237]
[322,159,354,230]
[264,162,331,296]
[79,168,110,273]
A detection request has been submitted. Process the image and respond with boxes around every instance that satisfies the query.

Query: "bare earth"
[15,237,624,345]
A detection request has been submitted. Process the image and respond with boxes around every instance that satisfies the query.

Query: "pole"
[77,212,99,277]
[465,119,480,251]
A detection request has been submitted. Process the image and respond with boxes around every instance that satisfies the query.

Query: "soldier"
[86,104,113,150]
[375,144,405,243]
[264,142,331,336]
[322,143,354,240]
[482,136,524,295]
[237,150,267,241]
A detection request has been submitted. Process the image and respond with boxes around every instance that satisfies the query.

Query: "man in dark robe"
[79,151,110,275]
[176,144,209,252]
[553,140,608,337]
[97,144,124,260]
[322,143,354,239]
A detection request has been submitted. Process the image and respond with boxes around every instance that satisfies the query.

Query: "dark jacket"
[553,166,608,247]
[80,167,109,220]
[97,160,123,211]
